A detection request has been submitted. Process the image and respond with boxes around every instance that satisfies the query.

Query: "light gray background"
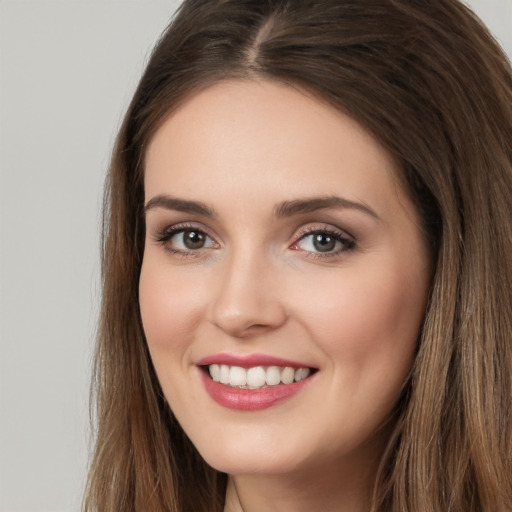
[0,1,510,511]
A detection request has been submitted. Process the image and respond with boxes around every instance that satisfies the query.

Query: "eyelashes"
[153,223,356,260]
[155,223,217,257]
[292,227,355,258]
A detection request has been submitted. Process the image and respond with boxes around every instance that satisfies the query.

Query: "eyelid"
[294,223,354,241]
[154,222,216,242]
[290,224,356,257]
[153,222,219,256]
[151,221,355,259]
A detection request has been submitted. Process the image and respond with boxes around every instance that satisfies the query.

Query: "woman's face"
[140,80,431,478]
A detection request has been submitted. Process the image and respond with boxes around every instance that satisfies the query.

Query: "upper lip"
[196,353,315,369]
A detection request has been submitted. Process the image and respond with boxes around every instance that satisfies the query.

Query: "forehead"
[144,79,410,221]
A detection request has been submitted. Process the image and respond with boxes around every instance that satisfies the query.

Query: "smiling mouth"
[203,364,316,390]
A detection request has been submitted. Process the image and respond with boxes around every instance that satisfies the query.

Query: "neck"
[221,417,393,512]
[223,461,377,512]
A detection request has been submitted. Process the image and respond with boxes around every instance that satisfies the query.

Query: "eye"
[156,225,217,254]
[292,228,355,256]
[175,229,212,250]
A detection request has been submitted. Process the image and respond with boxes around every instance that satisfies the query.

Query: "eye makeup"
[152,220,357,261]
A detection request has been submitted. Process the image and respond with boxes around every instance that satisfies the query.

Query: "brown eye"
[182,230,206,249]
[157,226,216,253]
[312,233,337,252]
[294,229,355,256]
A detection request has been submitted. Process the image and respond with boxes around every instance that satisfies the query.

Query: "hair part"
[84,1,512,510]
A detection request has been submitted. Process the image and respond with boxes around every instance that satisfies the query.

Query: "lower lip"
[199,370,313,411]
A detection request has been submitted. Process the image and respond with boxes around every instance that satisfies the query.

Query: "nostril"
[208,276,288,337]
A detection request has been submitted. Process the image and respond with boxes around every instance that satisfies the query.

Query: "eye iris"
[183,230,205,249]
[313,233,336,252]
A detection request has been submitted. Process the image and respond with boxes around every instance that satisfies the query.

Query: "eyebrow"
[144,195,215,217]
[144,194,379,221]
[274,196,379,220]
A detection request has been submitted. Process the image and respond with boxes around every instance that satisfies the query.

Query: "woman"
[84,0,512,510]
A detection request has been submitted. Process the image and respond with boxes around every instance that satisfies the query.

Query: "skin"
[139,80,431,512]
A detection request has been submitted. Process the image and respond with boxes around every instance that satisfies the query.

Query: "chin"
[191,430,308,476]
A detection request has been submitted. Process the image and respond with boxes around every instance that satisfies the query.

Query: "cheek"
[139,257,206,356]
[293,258,427,384]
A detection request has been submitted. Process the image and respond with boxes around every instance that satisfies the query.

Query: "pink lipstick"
[197,353,310,369]
[196,353,316,411]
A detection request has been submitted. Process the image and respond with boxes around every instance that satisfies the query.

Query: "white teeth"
[219,364,230,384]
[207,364,313,388]
[247,366,266,387]
[295,368,311,381]
[210,364,220,382]
[229,366,247,386]
[266,366,281,386]
[281,366,295,385]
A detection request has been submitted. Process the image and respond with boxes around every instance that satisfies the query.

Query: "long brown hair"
[84,1,512,510]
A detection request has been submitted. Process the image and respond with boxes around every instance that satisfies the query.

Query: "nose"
[208,250,287,338]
